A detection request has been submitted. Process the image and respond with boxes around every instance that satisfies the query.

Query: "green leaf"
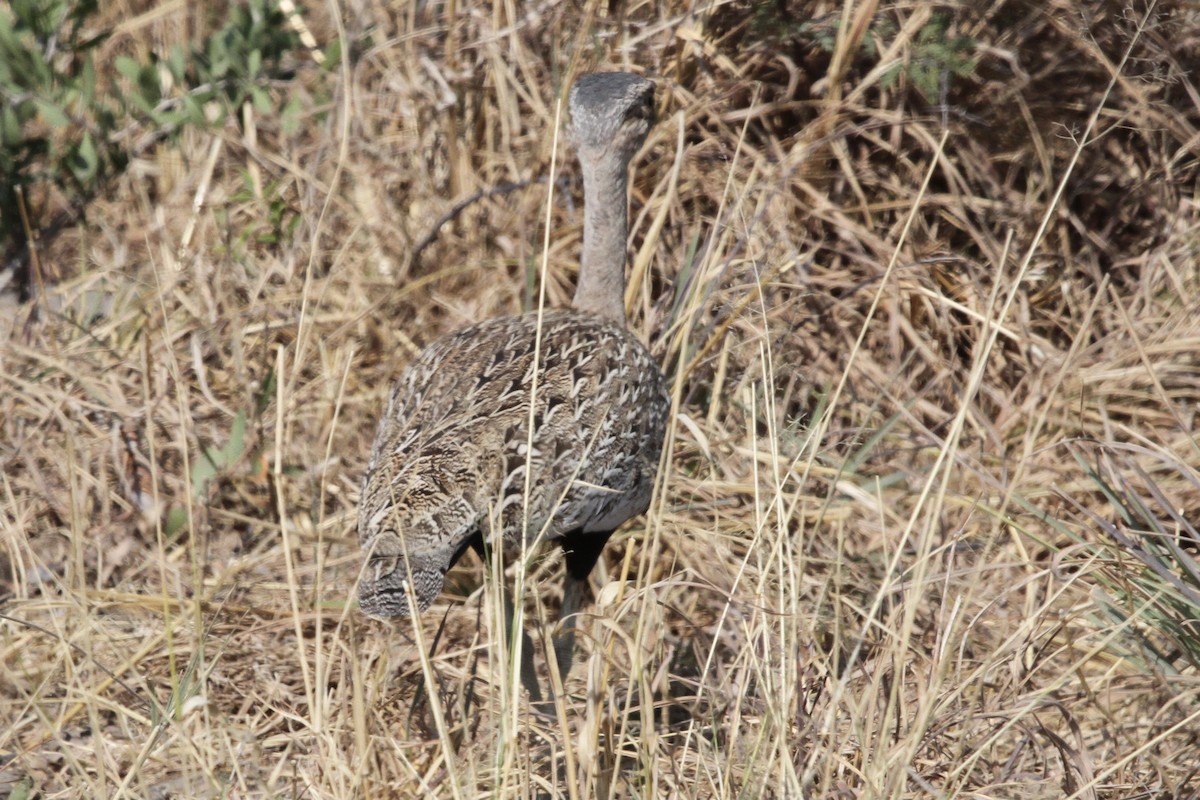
[0,105,21,145]
[167,44,187,83]
[80,56,96,105]
[70,132,99,185]
[207,35,228,78]
[137,63,161,105]
[182,94,206,127]
[255,369,276,416]
[9,776,34,800]
[191,455,217,498]
[11,0,44,31]
[0,29,52,90]
[34,98,69,128]
[191,411,247,497]
[879,63,902,91]
[129,91,156,119]
[165,506,188,537]
[250,85,271,114]
[280,96,302,136]
[322,36,342,70]
[0,16,19,75]
[115,55,141,85]
[227,410,246,458]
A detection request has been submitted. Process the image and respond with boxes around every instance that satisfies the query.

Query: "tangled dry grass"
[3,0,1199,797]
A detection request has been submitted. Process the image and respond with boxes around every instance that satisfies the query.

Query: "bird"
[356,71,668,705]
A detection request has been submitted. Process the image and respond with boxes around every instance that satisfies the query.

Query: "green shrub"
[0,0,309,283]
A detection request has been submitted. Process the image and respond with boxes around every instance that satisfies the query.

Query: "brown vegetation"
[2,1,1199,797]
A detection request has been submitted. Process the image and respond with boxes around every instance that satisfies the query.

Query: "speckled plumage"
[356,71,665,701]
[357,309,668,617]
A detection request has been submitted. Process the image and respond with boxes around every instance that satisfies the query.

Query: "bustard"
[357,72,668,703]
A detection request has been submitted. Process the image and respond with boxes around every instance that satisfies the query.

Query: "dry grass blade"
[3,0,1200,798]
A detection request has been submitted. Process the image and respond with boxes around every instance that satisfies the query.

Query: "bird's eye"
[628,96,653,121]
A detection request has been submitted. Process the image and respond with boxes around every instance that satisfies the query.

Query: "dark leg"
[555,530,615,684]
[470,538,544,704]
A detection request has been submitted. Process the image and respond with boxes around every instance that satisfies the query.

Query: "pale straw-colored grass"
[2,1,1199,798]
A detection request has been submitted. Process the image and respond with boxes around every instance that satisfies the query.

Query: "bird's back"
[357,308,668,616]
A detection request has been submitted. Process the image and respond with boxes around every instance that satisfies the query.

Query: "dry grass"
[3,0,1200,797]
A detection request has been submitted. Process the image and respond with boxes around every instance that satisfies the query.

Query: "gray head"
[569,72,656,163]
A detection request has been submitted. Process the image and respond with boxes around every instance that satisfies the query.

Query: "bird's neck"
[573,154,630,323]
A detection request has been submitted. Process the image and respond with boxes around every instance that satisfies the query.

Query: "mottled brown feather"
[358,309,668,617]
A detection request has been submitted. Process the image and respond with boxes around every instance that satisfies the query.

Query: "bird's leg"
[471,538,544,705]
[555,530,615,685]
[506,582,545,705]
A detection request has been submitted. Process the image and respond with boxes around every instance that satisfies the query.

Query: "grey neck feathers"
[572,152,630,324]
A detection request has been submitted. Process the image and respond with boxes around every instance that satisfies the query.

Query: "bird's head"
[568,72,656,164]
